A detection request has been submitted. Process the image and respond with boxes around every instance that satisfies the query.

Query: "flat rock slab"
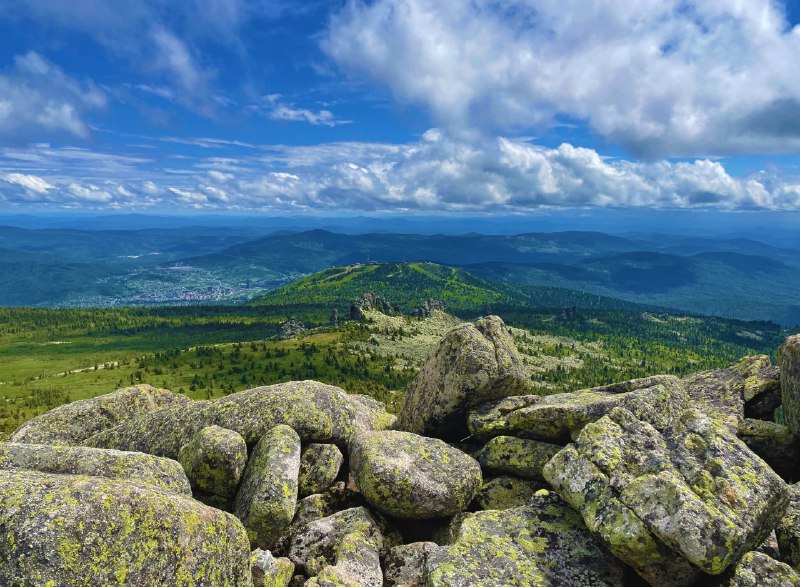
[0,469,251,586]
[469,375,687,442]
[425,491,625,587]
[350,430,482,519]
[0,441,190,494]
[544,407,789,585]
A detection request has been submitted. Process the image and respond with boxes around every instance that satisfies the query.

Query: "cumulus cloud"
[324,0,800,157]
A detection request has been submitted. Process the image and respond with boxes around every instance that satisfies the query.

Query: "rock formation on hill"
[2,315,800,586]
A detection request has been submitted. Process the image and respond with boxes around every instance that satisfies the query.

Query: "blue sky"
[0,0,800,215]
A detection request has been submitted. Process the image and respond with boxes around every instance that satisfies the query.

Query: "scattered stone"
[280,318,307,339]
[251,549,295,587]
[234,425,301,549]
[299,443,344,497]
[475,435,562,480]
[721,551,800,586]
[0,469,251,586]
[178,425,248,501]
[738,418,800,480]
[350,430,482,519]
[0,441,191,494]
[400,315,532,437]
[471,476,543,510]
[544,407,789,584]
[780,335,800,434]
[425,491,625,587]
[469,375,687,442]
[384,542,438,587]
[9,384,189,445]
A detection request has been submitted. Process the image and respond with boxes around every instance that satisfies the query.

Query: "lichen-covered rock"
[299,444,344,497]
[0,469,251,586]
[349,430,482,519]
[777,483,800,569]
[544,407,789,585]
[426,490,625,587]
[0,441,191,495]
[234,425,301,549]
[178,425,247,502]
[475,435,561,480]
[471,476,542,510]
[738,418,800,480]
[399,316,532,437]
[384,542,437,587]
[86,381,393,459]
[780,335,800,435]
[9,384,189,446]
[350,394,398,431]
[292,482,363,530]
[251,549,295,587]
[469,375,687,442]
[288,507,385,587]
[720,551,800,586]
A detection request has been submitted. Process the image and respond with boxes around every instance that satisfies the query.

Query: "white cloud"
[324,0,800,157]
[2,172,54,194]
[258,95,351,127]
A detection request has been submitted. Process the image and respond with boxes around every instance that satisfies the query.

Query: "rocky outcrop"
[0,469,251,586]
[781,335,800,434]
[399,315,531,437]
[350,293,396,321]
[349,430,482,519]
[544,407,789,585]
[411,299,447,319]
[178,425,248,502]
[9,384,189,445]
[469,374,687,442]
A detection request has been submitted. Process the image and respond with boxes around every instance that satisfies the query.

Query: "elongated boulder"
[738,418,800,480]
[544,407,789,585]
[298,443,344,497]
[349,430,482,519]
[288,507,385,587]
[476,435,562,480]
[426,490,625,587]
[721,551,800,586]
[471,476,543,510]
[87,381,393,459]
[0,441,190,494]
[384,542,438,587]
[780,335,800,434]
[178,425,248,501]
[234,425,301,549]
[469,375,687,442]
[9,384,189,445]
[399,316,531,437]
[0,470,251,586]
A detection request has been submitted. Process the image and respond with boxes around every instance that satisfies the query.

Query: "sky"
[0,0,800,216]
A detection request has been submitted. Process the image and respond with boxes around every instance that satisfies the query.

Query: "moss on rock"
[178,425,248,502]
[476,435,561,481]
[471,476,543,510]
[251,549,294,587]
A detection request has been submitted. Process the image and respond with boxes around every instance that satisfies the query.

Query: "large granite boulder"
[0,441,190,494]
[544,407,789,585]
[86,381,393,459]
[780,335,800,434]
[349,430,482,519]
[721,551,800,586]
[469,375,687,442]
[178,425,248,502]
[299,443,344,497]
[475,435,562,480]
[425,491,625,586]
[9,384,189,445]
[234,425,301,549]
[399,316,531,437]
[0,469,251,586]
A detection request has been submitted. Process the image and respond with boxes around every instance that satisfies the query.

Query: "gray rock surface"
[780,335,800,434]
[721,551,800,586]
[475,435,561,480]
[384,542,438,587]
[179,425,248,501]
[777,483,800,570]
[471,476,543,510]
[251,549,295,587]
[738,418,799,480]
[299,443,344,497]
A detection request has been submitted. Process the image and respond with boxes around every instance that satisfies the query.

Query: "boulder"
[544,407,789,585]
[384,542,438,587]
[178,425,248,502]
[721,551,800,586]
[780,335,800,434]
[475,435,561,480]
[299,444,344,497]
[425,491,625,587]
[291,482,363,531]
[0,441,190,495]
[9,384,189,445]
[251,549,295,587]
[0,469,251,586]
[288,507,385,587]
[86,381,393,459]
[469,375,687,442]
[738,418,800,480]
[399,316,531,437]
[234,425,301,549]
[471,476,543,510]
[777,483,800,569]
[349,430,482,519]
